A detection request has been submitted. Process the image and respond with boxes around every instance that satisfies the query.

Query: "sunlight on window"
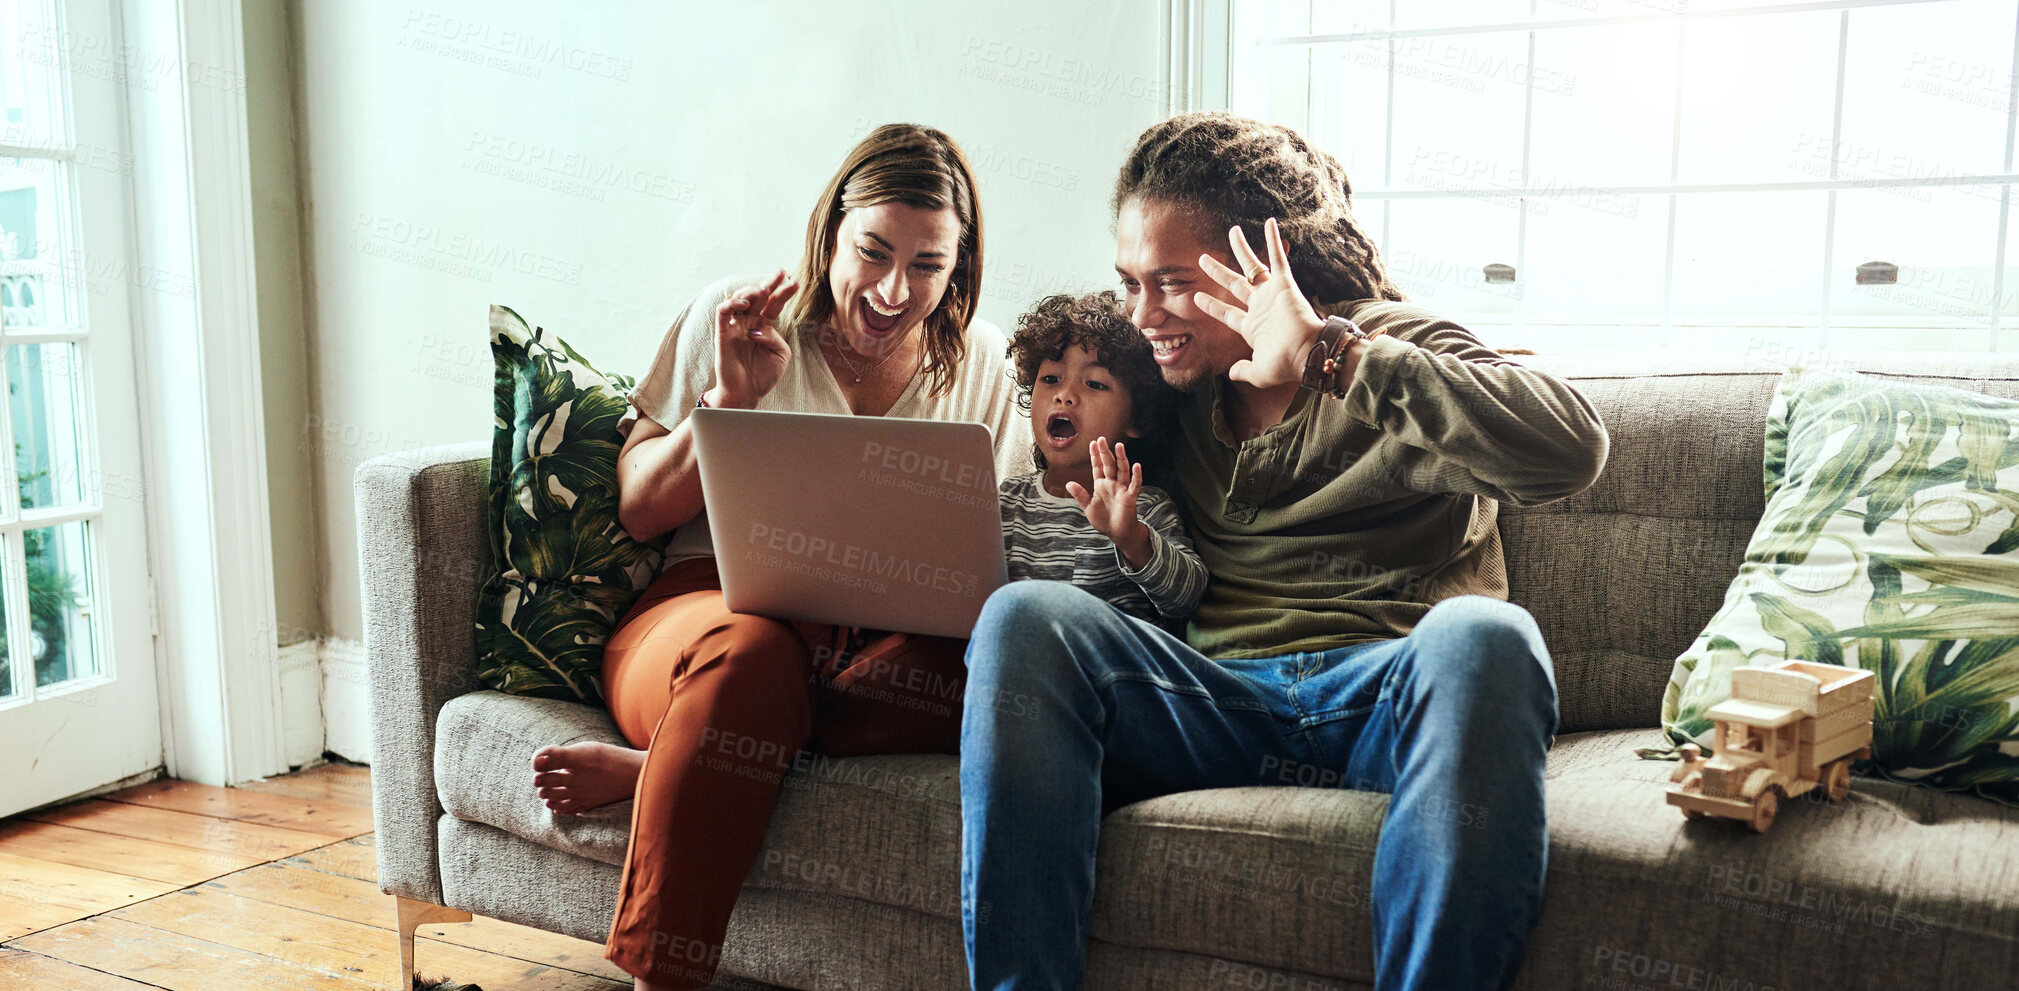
[1677,10,1839,185]
[1228,0,2019,351]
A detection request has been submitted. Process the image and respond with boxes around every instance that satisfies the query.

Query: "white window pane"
[0,156,73,329]
[1840,0,2015,181]
[1310,0,1388,34]
[1827,183,2000,349]
[1994,187,2010,351]
[26,518,95,687]
[1382,198,1520,319]
[1390,30,1529,193]
[1230,47,1313,131]
[1687,0,1817,8]
[1392,1,1528,32]
[1677,10,1839,185]
[8,342,87,509]
[1520,190,1668,322]
[1231,1,1314,130]
[1235,0,1317,37]
[1672,191,1828,325]
[0,534,12,700]
[0,0,66,148]
[1528,22,1678,186]
[1309,42,1391,185]
[2003,189,2019,349]
[1541,0,1694,20]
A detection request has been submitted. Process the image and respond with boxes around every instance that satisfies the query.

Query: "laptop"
[690,407,1008,638]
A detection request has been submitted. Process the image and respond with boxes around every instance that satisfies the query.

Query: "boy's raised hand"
[1067,438,1154,569]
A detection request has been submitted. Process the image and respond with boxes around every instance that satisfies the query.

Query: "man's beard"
[1160,362,1213,393]
[1159,337,1233,394]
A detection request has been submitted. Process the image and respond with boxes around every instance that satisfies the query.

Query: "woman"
[530,123,1021,991]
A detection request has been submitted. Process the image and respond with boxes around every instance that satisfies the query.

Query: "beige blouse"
[618,274,1029,571]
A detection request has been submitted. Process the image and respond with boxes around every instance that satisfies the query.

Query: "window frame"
[1184,0,2019,351]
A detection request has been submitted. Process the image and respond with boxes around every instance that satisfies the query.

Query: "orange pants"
[599,557,967,987]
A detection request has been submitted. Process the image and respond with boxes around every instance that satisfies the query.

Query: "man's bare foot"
[531,740,646,814]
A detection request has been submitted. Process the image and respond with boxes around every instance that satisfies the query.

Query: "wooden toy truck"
[1666,659,1875,833]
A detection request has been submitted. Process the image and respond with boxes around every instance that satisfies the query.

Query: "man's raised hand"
[1192,217,1325,389]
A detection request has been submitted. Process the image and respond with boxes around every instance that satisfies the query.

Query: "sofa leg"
[395,895,474,990]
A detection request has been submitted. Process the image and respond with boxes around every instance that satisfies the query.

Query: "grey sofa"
[360,353,2019,991]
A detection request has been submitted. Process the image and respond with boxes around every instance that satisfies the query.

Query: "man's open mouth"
[1149,334,1191,366]
[1045,412,1079,450]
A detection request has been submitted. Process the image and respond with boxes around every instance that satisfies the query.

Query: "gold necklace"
[829,333,914,384]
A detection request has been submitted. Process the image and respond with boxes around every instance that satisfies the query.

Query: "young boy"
[998,289,1206,624]
[816,291,1205,754]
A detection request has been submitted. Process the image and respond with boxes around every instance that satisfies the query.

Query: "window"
[1221,0,2019,352]
[0,0,128,702]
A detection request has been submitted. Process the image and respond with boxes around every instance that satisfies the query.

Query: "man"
[959,112,1609,990]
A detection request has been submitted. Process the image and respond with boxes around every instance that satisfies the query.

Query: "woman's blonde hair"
[784,123,984,399]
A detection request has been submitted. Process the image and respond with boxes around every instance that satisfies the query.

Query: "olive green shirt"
[1175,299,1609,660]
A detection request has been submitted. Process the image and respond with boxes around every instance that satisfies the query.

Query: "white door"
[0,0,161,817]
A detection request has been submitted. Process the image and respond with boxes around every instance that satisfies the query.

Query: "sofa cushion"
[1654,367,2019,803]
[475,305,668,705]
[434,689,963,913]
[1500,353,2019,734]
[435,690,638,867]
[1090,728,2019,988]
[434,693,2019,988]
[1514,729,2019,991]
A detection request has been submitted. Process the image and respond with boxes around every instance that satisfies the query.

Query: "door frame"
[119,0,291,786]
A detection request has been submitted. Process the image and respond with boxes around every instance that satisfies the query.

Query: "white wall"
[286,1,1167,650]
[245,0,324,767]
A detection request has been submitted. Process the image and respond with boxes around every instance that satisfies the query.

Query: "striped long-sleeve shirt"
[998,472,1208,624]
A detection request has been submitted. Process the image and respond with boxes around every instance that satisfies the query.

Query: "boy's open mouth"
[1044,412,1079,450]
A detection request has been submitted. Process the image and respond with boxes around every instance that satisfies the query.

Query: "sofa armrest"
[356,441,491,905]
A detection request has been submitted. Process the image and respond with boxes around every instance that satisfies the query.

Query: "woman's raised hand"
[709,270,800,408]
[1192,217,1325,389]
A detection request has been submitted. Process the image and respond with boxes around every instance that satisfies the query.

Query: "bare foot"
[633,976,682,991]
[531,740,646,814]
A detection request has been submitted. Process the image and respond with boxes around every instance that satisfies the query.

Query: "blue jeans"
[959,581,1558,991]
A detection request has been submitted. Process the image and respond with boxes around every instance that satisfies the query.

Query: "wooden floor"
[0,762,634,990]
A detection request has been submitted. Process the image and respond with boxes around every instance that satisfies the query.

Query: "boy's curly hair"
[1006,290,1180,472]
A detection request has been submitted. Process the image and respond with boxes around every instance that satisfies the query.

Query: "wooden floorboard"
[233,762,375,808]
[0,848,178,941]
[0,760,646,989]
[20,799,340,861]
[103,778,375,838]
[0,946,163,989]
[282,833,378,883]
[109,886,624,990]
[0,818,265,885]
[208,859,634,984]
[11,915,382,990]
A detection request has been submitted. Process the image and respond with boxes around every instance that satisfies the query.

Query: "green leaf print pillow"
[474,305,668,705]
[1650,367,2019,805]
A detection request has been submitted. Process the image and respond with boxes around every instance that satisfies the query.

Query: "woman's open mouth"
[858,295,906,336]
[1148,334,1191,366]
[1044,412,1079,450]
